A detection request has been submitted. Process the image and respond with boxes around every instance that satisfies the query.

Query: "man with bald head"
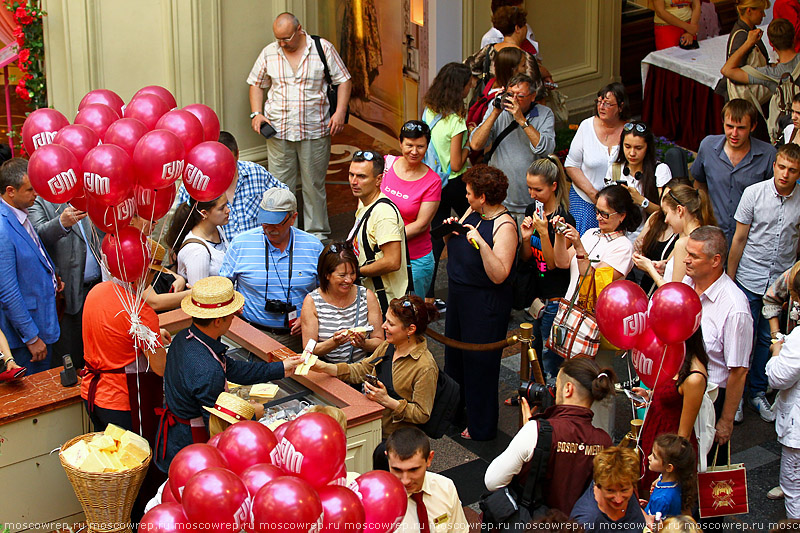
[247,12,351,242]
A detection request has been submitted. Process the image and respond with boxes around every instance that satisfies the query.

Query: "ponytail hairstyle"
[560,357,616,402]
[614,121,659,205]
[660,184,717,227]
[526,155,570,212]
[638,177,692,257]
[653,434,698,513]
[165,196,221,254]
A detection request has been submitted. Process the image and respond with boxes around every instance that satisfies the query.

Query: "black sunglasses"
[401,122,430,134]
[400,296,418,317]
[327,241,354,255]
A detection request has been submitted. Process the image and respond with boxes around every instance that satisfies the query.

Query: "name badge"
[433,514,448,525]
[288,309,298,328]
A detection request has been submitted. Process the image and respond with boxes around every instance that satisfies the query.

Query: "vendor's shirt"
[155,324,286,472]
[219,226,323,328]
[80,281,159,411]
[398,472,469,533]
[570,482,646,532]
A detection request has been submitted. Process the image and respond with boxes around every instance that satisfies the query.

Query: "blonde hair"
[661,515,703,533]
[736,0,770,17]
[527,156,570,212]
[593,446,639,489]
[305,405,348,432]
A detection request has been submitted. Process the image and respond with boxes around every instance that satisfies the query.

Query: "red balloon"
[79,89,125,116]
[74,103,120,141]
[69,191,89,212]
[251,477,323,533]
[272,420,291,443]
[217,420,278,475]
[124,93,171,130]
[240,463,285,498]
[632,328,686,389]
[155,109,204,154]
[138,503,190,533]
[182,467,251,533]
[132,130,185,190]
[328,462,348,486]
[82,144,135,207]
[595,280,650,350]
[208,433,222,447]
[168,443,229,502]
[134,85,178,110]
[649,282,703,344]
[105,118,149,157]
[53,124,100,165]
[318,485,365,533]
[101,226,150,282]
[88,193,136,234]
[182,141,236,202]
[161,479,178,504]
[355,471,408,533]
[273,413,346,488]
[183,103,221,142]
[136,185,176,221]
[21,108,69,154]
[27,144,81,203]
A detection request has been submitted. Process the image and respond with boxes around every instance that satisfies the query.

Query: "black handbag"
[479,420,552,529]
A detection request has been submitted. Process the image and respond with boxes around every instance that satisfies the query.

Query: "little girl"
[644,433,697,523]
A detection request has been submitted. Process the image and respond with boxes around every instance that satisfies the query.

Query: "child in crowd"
[643,434,697,525]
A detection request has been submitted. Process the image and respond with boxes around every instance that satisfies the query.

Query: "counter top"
[0,367,81,425]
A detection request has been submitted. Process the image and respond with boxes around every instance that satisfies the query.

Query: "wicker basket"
[59,432,151,533]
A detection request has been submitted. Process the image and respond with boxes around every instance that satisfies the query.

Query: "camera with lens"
[493,91,511,110]
[519,381,555,411]
[264,299,297,315]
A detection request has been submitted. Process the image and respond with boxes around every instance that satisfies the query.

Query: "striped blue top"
[219,226,323,328]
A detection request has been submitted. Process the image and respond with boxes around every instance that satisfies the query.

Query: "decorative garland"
[6,0,46,109]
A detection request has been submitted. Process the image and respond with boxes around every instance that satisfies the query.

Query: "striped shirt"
[219,227,323,328]
[177,160,288,241]
[246,32,351,141]
[311,286,369,364]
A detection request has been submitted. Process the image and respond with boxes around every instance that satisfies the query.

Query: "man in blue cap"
[219,188,323,352]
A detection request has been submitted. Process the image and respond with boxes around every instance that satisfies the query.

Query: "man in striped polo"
[219,189,324,352]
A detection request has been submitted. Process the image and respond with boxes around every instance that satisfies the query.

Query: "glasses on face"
[595,209,619,220]
[596,98,618,109]
[353,150,377,161]
[509,91,532,100]
[401,122,430,135]
[276,30,297,43]
[623,122,647,133]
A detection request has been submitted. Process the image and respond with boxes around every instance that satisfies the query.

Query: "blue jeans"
[533,300,561,379]
[736,282,771,397]
[410,251,435,297]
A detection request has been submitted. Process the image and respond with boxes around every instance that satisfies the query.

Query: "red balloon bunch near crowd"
[21,85,232,283]
[140,412,408,533]
[595,280,702,389]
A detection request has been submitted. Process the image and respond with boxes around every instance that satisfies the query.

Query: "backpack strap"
[519,419,553,509]
[484,121,519,163]
[179,237,212,258]
[422,108,450,185]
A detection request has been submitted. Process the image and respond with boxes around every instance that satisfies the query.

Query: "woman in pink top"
[382,120,442,296]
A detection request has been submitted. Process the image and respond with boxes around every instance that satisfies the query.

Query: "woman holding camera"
[311,294,439,440]
[565,83,629,236]
[519,156,574,381]
[485,357,616,515]
[444,165,518,441]
[301,242,384,364]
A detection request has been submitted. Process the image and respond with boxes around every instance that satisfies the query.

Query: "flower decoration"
[6,0,46,110]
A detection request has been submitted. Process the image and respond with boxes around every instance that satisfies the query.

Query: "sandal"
[460,428,472,440]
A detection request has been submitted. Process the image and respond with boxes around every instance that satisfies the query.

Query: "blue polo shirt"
[219,226,323,328]
[691,135,776,243]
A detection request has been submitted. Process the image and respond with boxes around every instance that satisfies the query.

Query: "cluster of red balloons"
[595,281,702,389]
[140,412,408,533]
[21,85,234,282]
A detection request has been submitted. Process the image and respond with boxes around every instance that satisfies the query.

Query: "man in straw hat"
[154,276,304,472]
[220,188,324,352]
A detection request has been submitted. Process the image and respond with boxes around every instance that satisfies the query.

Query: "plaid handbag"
[546,261,601,360]
[697,446,749,518]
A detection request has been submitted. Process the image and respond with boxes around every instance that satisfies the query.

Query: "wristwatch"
[249,111,262,119]
[640,198,650,209]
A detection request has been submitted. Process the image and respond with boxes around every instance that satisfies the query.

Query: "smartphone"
[364,374,379,387]
[260,121,277,139]
[623,389,646,404]
[431,221,469,239]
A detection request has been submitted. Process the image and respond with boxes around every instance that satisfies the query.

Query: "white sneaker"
[767,486,785,500]
[749,394,777,423]
[734,398,744,424]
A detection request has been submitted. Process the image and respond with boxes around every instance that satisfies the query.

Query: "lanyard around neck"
[264,230,294,306]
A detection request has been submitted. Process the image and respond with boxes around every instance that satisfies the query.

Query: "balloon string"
[635,344,669,455]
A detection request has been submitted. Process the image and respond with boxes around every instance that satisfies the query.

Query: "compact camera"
[493,91,511,110]
[555,221,569,234]
[519,381,556,411]
[264,299,297,315]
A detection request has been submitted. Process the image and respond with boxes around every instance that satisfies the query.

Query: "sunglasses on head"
[401,122,429,134]
[400,296,418,316]
[353,150,377,161]
[327,242,354,255]
[623,122,648,133]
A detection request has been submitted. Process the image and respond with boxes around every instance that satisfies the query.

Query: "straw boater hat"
[147,238,171,274]
[203,391,255,425]
[181,276,245,319]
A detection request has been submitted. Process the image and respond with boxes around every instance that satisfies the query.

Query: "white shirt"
[399,471,469,533]
[485,419,540,490]
[565,230,633,300]
[682,273,753,387]
[603,162,673,190]
[766,327,800,448]
[565,118,619,203]
[480,25,541,59]
[177,228,229,286]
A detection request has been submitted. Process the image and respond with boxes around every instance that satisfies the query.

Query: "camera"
[493,92,511,110]
[555,221,569,234]
[518,381,555,411]
[264,299,297,315]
